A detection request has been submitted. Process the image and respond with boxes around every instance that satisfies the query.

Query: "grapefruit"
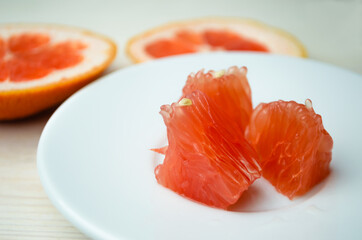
[155,91,261,209]
[126,18,307,63]
[246,99,333,199]
[0,24,117,120]
[183,66,252,134]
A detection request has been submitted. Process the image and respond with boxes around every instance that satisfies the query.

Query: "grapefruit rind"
[126,17,307,63]
[0,23,117,120]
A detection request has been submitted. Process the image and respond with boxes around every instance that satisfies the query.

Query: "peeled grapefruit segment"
[155,91,261,209]
[183,66,252,134]
[126,18,307,63]
[246,99,333,199]
[0,24,117,120]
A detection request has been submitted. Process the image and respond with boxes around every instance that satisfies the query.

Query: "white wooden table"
[0,0,361,239]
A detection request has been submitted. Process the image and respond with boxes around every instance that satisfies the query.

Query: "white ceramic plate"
[37,52,362,240]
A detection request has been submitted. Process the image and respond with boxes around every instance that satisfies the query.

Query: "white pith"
[0,25,112,91]
[130,21,304,61]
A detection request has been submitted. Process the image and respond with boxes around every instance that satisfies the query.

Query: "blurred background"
[1,0,360,73]
[0,0,361,239]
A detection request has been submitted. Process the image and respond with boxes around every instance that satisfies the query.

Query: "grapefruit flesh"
[0,24,117,120]
[155,91,261,209]
[127,18,307,63]
[182,66,252,134]
[246,100,333,199]
[144,29,268,58]
[203,29,268,51]
[8,33,50,53]
[145,38,196,58]
[1,33,86,82]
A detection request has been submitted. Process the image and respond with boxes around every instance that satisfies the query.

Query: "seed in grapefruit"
[0,24,117,120]
[155,91,261,209]
[126,18,307,63]
[246,99,333,199]
[182,66,252,134]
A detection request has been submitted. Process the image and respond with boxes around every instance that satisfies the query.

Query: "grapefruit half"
[0,24,117,120]
[126,18,307,63]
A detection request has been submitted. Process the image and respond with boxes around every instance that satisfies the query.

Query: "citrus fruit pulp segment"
[246,100,333,199]
[183,66,252,134]
[0,24,116,120]
[0,33,86,82]
[153,66,252,155]
[155,91,261,209]
[127,18,307,63]
[8,33,50,53]
[145,29,268,58]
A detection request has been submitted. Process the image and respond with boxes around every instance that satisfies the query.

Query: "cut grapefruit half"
[246,99,333,199]
[155,91,261,209]
[126,18,307,63]
[0,24,117,120]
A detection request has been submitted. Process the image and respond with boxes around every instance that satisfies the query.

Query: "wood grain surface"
[0,111,88,239]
